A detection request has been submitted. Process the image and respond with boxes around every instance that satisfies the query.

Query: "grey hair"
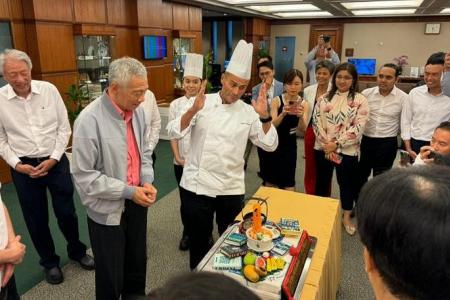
[0,49,33,75]
[109,56,147,86]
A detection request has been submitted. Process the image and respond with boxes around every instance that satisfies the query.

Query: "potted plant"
[393,55,409,75]
[65,84,87,125]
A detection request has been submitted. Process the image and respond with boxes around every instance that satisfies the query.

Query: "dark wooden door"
[308,24,344,60]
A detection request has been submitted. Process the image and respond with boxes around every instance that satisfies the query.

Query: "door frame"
[308,24,344,60]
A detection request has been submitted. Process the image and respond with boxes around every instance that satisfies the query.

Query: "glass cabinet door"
[173,38,193,89]
[75,35,113,102]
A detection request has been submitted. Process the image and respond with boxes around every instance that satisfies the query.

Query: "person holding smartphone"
[313,63,369,236]
[258,69,306,191]
[305,35,340,84]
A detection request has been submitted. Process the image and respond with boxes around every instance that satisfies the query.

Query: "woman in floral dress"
[313,62,369,235]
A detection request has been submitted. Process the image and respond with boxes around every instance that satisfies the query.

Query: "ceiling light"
[342,0,423,10]
[352,9,416,15]
[441,8,450,14]
[247,4,319,13]
[275,11,333,17]
[216,0,301,4]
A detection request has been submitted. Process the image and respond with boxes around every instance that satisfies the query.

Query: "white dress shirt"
[168,92,278,197]
[0,80,71,168]
[141,90,161,152]
[168,95,194,165]
[401,85,450,141]
[362,86,407,138]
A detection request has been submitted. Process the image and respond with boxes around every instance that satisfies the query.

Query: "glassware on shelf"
[75,35,114,101]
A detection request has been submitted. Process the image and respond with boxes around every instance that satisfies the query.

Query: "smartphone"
[428,151,443,161]
[399,150,411,166]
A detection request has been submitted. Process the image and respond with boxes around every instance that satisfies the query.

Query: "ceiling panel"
[171,0,450,19]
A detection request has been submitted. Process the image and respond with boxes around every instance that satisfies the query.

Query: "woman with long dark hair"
[313,62,369,235]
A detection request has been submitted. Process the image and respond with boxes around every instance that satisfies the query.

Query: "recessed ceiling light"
[352,9,416,15]
[216,0,301,4]
[275,11,333,17]
[247,4,319,13]
[342,0,423,10]
[441,8,450,14]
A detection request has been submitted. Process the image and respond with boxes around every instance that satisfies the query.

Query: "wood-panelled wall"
[244,18,271,90]
[0,0,202,103]
[0,0,202,183]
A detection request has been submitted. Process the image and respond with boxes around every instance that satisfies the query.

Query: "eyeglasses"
[336,75,353,81]
[259,71,272,77]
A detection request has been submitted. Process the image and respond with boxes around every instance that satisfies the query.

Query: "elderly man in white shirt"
[359,64,407,188]
[401,53,450,161]
[168,40,278,269]
[0,49,93,285]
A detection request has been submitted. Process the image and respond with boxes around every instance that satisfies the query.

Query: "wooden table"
[245,187,342,300]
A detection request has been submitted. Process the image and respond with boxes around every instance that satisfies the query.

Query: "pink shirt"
[109,97,141,186]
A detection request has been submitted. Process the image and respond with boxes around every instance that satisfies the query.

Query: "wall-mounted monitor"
[348,58,376,76]
[143,35,167,60]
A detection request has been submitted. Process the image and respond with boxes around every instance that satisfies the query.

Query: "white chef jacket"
[168,92,278,197]
[168,96,194,165]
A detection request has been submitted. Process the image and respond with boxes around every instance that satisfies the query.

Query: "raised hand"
[191,80,207,113]
[251,82,269,118]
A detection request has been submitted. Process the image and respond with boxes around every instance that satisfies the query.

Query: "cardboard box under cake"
[196,224,317,300]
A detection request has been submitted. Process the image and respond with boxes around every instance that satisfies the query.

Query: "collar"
[336,90,350,97]
[105,89,133,122]
[426,86,443,96]
[375,86,397,97]
[7,80,40,100]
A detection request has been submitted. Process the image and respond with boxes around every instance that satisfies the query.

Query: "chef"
[168,40,278,269]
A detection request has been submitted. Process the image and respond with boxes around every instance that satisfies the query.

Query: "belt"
[20,156,51,163]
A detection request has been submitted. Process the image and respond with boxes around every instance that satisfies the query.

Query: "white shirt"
[0,80,71,168]
[168,93,278,197]
[141,90,161,152]
[168,95,194,165]
[362,86,407,138]
[401,85,450,141]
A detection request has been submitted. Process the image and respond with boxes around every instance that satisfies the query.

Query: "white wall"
[270,21,450,78]
[342,22,450,72]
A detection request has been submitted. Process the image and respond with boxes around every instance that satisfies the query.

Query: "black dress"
[259,95,300,188]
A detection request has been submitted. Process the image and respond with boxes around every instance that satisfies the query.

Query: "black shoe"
[76,254,95,270]
[45,266,63,285]
[179,236,189,251]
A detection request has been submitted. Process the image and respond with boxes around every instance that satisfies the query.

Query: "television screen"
[143,36,167,60]
[348,58,376,75]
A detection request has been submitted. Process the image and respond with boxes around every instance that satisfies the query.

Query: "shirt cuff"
[8,156,21,169]
[50,149,65,162]
[257,124,278,148]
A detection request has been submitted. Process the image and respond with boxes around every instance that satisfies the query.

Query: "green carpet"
[0,140,177,295]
